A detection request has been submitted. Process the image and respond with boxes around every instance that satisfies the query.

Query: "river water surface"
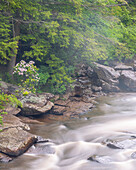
[1,93,136,170]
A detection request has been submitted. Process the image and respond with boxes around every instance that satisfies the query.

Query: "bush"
[0,92,22,125]
[13,60,40,93]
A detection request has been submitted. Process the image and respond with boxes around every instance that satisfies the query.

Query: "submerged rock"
[36,136,52,143]
[88,155,112,164]
[131,152,136,159]
[27,143,55,155]
[104,138,136,149]
[0,153,13,162]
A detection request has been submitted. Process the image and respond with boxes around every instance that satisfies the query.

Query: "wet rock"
[0,153,13,162]
[0,114,37,157]
[27,143,55,155]
[52,98,94,118]
[133,64,136,71]
[114,64,133,71]
[88,155,112,164]
[131,152,136,159]
[0,127,37,156]
[104,138,136,149]
[119,70,136,91]
[36,136,51,143]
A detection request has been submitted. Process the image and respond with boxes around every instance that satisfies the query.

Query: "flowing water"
[1,93,136,170]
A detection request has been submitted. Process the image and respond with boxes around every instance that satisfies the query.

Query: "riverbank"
[1,93,136,170]
[1,62,136,162]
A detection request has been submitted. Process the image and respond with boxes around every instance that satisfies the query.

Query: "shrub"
[0,92,22,125]
[13,60,40,93]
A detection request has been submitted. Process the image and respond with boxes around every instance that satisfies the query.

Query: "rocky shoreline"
[1,62,136,162]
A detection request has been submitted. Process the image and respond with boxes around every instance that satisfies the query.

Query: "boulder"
[20,94,54,116]
[94,63,120,84]
[0,114,37,157]
[114,64,133,71]
[119,70,136,91]
[0,128,37,156]
[21,101,54,116]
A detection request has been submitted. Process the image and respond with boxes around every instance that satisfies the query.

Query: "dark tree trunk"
[7,20,20,76]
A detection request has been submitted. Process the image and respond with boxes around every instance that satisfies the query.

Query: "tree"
[0,0,136,93]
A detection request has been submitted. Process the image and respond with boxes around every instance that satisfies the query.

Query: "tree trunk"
[7,20,20,76]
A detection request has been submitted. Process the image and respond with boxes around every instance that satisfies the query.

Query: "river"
[1,93,136,170]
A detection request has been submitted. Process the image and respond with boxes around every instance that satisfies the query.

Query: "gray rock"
[133,64,136,71]
[91,85,102,92]
[94,63,120,84]
[119,70,136,91]
[36,136,51,143]
[105,138,136,149]
[27,143,55,155]
[21,101,54,116]
[131,152,136,159]
[0,81,8,89]
[101,80,120,92]
[74,84,84,97]
[88,155,112,164]
[114,64,133,71]
[20,93,54,116]
[0,153,13,162]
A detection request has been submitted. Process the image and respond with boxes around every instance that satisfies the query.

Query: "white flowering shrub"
[13,60,40,93]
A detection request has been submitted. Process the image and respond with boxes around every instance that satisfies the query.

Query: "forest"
[0,0,136,94]
[1,1,136,167]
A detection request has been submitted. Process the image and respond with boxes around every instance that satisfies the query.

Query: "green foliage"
[0,93,22,109]
[0,92,22,125]
[0,14,18,65]
[37,55,74,94]
[0,0,136,93]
